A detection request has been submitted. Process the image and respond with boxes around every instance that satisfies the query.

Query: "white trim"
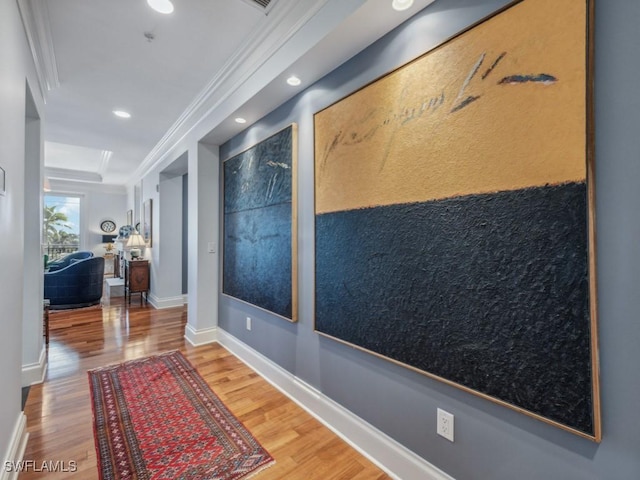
[98,150,113,177]
[0,413,29,480]
[147,294,183,310]
[47,179,127,196]
[129,0,331,183]
[16,0,59,101]
[184,324,218,347]
[21,345,47,387]
[45,167,102,184]
[217,329,454,480]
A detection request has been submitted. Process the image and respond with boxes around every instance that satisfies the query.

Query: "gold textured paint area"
[314,0,587,214]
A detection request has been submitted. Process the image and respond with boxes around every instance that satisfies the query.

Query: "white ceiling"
[20,0,436,187]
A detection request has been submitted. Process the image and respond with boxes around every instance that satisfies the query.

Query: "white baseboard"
[21,346,47,387]
[184,324,218,347]
[217,329,454,480]
[147,294,183,309]
[0,413,28,480]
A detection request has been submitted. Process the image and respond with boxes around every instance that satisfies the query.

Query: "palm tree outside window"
[44,195,81,261]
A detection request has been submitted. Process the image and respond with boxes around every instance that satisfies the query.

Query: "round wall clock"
[100,219,116,233]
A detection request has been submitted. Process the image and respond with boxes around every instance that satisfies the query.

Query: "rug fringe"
[243,459,276,480]
[87,350,179,372]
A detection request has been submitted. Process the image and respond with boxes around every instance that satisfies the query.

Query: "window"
[44,195,81,261]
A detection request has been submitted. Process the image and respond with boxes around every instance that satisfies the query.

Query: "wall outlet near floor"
[437,408,454,442]
[246,317,251,331]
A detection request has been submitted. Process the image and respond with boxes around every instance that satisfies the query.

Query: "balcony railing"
[44,244,79,261]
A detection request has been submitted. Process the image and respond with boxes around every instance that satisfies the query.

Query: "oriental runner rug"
[88,351,274,479]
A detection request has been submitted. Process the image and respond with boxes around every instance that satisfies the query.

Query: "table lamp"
[126,232,146,259]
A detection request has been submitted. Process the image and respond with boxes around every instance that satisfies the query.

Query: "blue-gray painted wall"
[219,0,640,478]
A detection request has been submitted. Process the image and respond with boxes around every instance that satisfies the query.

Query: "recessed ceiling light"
[287,75,302,86]
[113,110,131,119]
[147,0,174,14]
[235,117,247,124]
[392,0,414,11]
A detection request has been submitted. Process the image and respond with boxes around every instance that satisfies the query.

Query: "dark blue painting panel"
[223,126,295,320]
[315,182,594,435]
[224,204,292,318]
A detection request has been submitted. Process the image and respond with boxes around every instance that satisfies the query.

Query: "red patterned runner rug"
[88,351,274,479]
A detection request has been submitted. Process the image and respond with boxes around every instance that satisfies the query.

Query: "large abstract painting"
[223,124,298,321]
[314,0,599,439]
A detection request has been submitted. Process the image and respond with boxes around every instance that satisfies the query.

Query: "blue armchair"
[44,257,105,309]
[46,251,94,272]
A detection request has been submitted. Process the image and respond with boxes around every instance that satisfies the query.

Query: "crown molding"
[47,177,127,196]
[46,167,102,184]
[98,150,113,177]
[129,0,332,183]
[17,0,60,102]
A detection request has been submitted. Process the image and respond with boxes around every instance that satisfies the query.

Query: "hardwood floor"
[21,300,391,479]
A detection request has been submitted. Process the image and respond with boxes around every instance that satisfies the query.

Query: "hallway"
[21,303,389,479]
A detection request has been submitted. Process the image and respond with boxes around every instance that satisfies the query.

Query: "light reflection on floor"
[45,299,159,381]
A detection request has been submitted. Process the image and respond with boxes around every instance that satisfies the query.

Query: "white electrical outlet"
[246,317,252,331]
[437,408,454,442]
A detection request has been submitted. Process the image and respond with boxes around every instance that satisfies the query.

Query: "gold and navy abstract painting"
[314,0,599,439]
[223,124,297,321]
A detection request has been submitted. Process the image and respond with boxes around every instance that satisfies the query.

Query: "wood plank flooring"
[20,301,391,479]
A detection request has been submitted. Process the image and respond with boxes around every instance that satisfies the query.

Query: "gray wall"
[219,0,640,478]
[0,0,43,458]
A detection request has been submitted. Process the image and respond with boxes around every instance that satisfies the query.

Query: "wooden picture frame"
[222,124,298,322]
[314,0,599,440]
[142,199,152,247]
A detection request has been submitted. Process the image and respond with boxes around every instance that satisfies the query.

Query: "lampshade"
[126,233,147,248]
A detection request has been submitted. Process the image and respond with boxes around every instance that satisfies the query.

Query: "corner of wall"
[21,345,46,387]
[184,324,218,347]
[0,413,28,480]
[147,293,184,310]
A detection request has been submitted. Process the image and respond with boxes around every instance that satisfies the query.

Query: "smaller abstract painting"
[223,124,298,321]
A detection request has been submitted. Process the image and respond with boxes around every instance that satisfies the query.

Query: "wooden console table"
[124,259,149,305]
